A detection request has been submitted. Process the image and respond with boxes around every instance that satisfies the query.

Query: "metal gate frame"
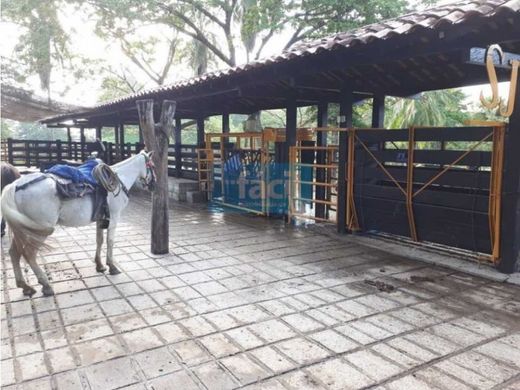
[288,127,345,223]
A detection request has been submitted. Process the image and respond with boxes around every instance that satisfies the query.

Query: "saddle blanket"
[46,159,99,186]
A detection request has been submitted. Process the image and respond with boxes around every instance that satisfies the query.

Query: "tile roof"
[41,0,520,123]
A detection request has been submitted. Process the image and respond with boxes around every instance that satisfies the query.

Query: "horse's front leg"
[106,221,121,275]
[94,221,106,273]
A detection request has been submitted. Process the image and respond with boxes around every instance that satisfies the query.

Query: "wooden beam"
[372,95,386,128]
[337,89,353,233]
[136,99,177,255]
[498,76,520,273]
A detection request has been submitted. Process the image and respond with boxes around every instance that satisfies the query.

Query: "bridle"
[142,152,157,191]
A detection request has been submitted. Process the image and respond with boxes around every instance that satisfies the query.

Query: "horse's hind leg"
[106,223,121,275]
[10,240,36,297]
[24,245,54,296]
[94,221,106,273]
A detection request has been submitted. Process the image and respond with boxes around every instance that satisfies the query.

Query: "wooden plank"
[356,166,491,189]
[414,126,494,141]
[364,150,491,166]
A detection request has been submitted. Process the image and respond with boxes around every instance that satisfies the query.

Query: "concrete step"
[186,190,207,203]
[168,177,204,202]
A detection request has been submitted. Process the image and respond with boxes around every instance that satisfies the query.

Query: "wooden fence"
[1,139,199,180]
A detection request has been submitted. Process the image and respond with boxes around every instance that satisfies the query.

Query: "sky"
[0,2,512,110]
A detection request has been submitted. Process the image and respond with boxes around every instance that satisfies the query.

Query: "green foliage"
[384,89,471,129]
[0,119,67,140]
[0,120,15,139]
[3,0,70,93]
[290,0,408,37]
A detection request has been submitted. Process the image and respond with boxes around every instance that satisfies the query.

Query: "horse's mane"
[110,152,144,170]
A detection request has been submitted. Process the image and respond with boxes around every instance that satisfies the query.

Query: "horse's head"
[139,150,156,191]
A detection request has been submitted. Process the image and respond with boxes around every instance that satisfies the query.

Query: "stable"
[31,0,520,273]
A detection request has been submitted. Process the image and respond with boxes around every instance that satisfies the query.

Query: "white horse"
[1,150,156,297]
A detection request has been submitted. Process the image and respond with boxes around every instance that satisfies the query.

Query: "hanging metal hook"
[480,44,504,110]
[499,59,519,117]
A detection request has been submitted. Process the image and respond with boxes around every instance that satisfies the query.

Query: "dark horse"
[1,162,20,237]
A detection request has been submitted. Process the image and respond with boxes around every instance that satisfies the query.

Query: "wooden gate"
[345,123,505,263]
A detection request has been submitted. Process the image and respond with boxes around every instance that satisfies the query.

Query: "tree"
[2,0,93,99]
[82,0,409,70]
[384,89,471,129]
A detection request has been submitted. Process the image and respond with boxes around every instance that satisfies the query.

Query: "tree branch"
[156,2,234,66]
[177,0,226,29]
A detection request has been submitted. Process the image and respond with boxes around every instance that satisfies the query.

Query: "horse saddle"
[46,159,99,185]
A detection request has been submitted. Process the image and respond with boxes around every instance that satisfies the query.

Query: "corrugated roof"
[42,0,520,123]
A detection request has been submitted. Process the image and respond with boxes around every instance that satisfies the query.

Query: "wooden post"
[114,125,120,161]
[7,138,14,165]
[104,142,111,164]
[196,116,205,148]
[66,127,72,159]
[80,126,85,161]
[285,98,297,220]
[25,140,30,167]
[372,95,386,128]
[138,124,144,144]
[137,99,177,255]
[222,113,230,134]
[56,139,62,162]
[174,118,182,178]
[337,88,353,233]
[498,79,520,273]
[316,102,328,219]
[119,123,125,157]
[96,126,102,141]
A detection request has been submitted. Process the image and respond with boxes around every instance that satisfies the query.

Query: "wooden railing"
[1,138,198,180]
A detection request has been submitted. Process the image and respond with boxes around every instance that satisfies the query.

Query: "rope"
[93,163,126,196]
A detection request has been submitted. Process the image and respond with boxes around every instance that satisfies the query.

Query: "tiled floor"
[1,195,520,389]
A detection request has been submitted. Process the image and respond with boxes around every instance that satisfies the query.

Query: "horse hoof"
[109,266,121,275]
[23,286,36,297]
[42,286,55,296]
[96,265,107,273]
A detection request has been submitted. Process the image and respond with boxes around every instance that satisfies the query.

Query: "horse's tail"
[1,183,53,251]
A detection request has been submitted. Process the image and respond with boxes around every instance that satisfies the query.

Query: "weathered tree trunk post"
[136,99,177,255]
